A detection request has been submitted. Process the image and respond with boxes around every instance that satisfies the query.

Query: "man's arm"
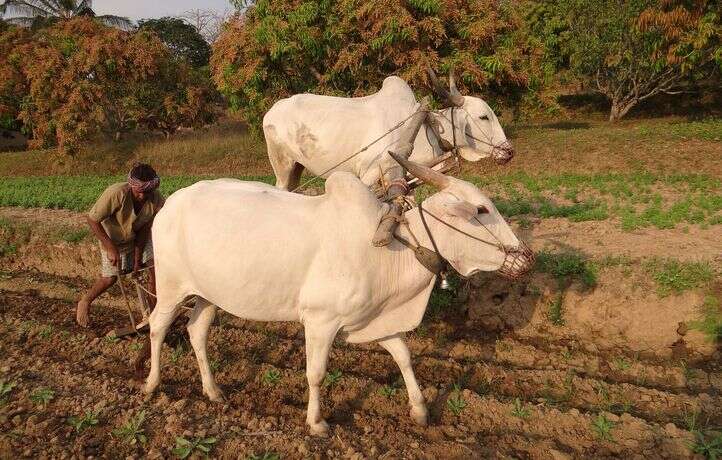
[86,216,119,267]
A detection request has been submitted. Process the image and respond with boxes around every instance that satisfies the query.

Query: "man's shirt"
[88,182,164,250]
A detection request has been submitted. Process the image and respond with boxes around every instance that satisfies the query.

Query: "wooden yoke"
[372,103,428,247]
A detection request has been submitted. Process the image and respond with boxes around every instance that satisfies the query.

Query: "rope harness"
[394,197,535,280]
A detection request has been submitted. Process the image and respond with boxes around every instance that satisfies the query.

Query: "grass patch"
[535,250,597,289]
[689,296,722,342]
[636,118,722,142]
[0,175,276,212]
[547,294,565,326]
[645,259,714,297]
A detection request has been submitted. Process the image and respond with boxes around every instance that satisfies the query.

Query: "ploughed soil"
[1,208,721,459]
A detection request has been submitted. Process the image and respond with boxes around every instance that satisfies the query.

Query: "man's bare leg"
[76,276,116,327]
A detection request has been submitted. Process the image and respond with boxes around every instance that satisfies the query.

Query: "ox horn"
[425,66,464,108]
[448,67,464,105]
[389,151,450,189]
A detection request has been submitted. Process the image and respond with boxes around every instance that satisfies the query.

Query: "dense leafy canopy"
[211,0,546,131]
[0,18,218,152]
[138,17,211,67]
[525,0,722,120]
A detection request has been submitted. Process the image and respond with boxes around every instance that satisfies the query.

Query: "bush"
[0,18,218,152]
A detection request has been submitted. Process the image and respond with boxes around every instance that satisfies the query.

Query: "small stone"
[568,408,580,417]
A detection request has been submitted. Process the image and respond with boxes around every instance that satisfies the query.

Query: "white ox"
[144,157,533,435]
[263,72,514,191]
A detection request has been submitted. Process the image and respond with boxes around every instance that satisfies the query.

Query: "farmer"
[76,163,164,328]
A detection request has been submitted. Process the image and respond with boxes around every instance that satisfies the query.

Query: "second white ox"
[263,72,514,191]
[144,156,533,435]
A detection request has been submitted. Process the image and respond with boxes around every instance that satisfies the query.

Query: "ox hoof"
[205,387,226,403]
[143,381,158,396]
[410,405,428,426]
[308,419,329,437]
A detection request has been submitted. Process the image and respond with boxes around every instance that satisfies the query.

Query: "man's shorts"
[100,240,153,277]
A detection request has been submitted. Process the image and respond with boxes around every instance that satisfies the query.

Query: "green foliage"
[612,357,632,371]
[138,18,211,68]
[172,436,217,459]
[531,0,722,121]
[547,294,565,326]
[379,384,397,398]
[447,390,467,416]
[112,410,148,446]
[0,380,17,405]
[211,0,546,131]
[689,296,722,342]
[0,175,275,211]
[645,259,714,297]
[535,250,597,288]
[690,429,722,460]
[30,388,55,408]
[247,452,280,460]
[262,369,281,385]
[511,398,531,419]
[0,18,218,152]
[324,369,343,387]
[67,410,100,433]
[592,413,615,441]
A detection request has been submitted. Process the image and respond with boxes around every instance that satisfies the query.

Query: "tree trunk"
[609,98,637,122]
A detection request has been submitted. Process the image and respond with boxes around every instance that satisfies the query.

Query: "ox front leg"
[378,333,428,426]
[304,321,339,436]
[187,299,224,402]
[144,307,180,395]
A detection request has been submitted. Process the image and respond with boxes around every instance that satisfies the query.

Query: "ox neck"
[394,204,447,276]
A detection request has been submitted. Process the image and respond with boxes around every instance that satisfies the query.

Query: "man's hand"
[105,243,120,268]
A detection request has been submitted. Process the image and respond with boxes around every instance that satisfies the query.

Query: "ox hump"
[324,172,388,223]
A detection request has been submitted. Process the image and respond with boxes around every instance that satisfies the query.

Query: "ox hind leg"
[303,319,339,436]
[266,126,305,191]
[378,333,428,426]
[186,298,223,401]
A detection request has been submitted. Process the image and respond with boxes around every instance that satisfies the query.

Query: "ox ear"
[443,198,477,221]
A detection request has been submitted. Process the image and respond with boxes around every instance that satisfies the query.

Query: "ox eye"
[477,205,489,214]
[479,115,489,120]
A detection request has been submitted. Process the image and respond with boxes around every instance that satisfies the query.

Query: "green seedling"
[68,410,99,433]
[112,410,147,445]
[262,369,281,386]
[105,335,121,344]
[511,398,531,419]
[612,357,631,371]
[170,341,188,363]
[379,384,397,398]
[689,429,722,459]
[210,359,222,371]
[447,390,467,416]
[548,295,565,326]
[129,341,143,352]
[38,325,53,339]
[172,436,217,459]
[592,413,615,441]
[324,369,342,387]
[30,388,55,408]
[247,452,280,460]
[0,380,17,405]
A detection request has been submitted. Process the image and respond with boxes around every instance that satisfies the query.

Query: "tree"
[0,17,218,152]
[181,8,233,43]
[548,0,721,121]
[0,0,132,29]
[212,0,545,132]
[138,17,211,67]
